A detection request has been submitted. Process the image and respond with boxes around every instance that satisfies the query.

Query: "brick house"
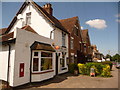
[59,16,86,64]
[81,29,93,62]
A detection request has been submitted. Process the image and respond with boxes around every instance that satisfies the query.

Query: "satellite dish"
[17,14,23,20]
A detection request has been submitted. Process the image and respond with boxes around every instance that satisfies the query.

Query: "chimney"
[43,3,53,15]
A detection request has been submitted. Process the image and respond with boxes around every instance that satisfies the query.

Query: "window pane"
[34,52,38,56]
[71,39,73,49]
[26,12,31,24]
[41,58,52,71]
[33,58,39,71]
[41,52,52,57]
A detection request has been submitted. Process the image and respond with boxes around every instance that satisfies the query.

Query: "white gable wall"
[10,3,54,39]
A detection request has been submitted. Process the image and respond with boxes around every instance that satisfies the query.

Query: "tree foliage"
[111,54,120,62]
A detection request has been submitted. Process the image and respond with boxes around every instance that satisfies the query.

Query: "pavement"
[15,65,118,89]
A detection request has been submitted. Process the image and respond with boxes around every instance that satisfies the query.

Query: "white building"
[0,0,69,87]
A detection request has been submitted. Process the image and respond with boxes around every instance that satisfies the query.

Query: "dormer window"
[26,12,31,25]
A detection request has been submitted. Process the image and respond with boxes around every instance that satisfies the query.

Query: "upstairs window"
[70,38,74,49]
[74,26,79,36]
[62,32,66,47]
[26,12,31,25]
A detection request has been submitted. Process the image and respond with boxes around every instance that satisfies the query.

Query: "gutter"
[7,43,11,88]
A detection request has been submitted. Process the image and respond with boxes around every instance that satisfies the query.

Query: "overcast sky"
[1,1,119,56]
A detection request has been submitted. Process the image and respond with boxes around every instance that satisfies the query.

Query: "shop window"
[32,51,53,72]
[41,52,53,71]
[33,58,39,71]
[41,58,52,71]
[34,52,38,56]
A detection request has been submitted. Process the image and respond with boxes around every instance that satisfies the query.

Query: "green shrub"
[101,61,113,70]
[101,65,112,77]
[77,62,112,77]
[78,63,87,75]
[68,63,78,74]
[85,62,103,75]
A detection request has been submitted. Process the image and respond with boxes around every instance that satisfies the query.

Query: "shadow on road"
[13,73,75,89]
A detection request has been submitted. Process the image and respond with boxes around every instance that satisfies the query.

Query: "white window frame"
[70,37,74,49]
[32,50,53,73]
[26,12,31,25]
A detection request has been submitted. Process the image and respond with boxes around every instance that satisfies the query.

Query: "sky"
[1,1,119,56]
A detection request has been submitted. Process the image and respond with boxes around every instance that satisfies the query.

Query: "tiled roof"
[0,28,7,35]
[21,25,38,34]
[59,16,78,33]
[0,32,14,42]
[81,29,88,42]
[81,29,91,45]
[5,1,68,34]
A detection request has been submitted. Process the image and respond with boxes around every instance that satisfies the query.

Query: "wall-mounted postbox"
[19,63,24,77]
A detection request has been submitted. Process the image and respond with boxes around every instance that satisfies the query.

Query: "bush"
[68,63,78,74]
[78,63,86,75]
[85,62,103,75]
[77,62,112,77]
[101,65,112,77]
[101,61,113,70]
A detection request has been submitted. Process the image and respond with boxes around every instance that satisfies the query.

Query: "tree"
[106,54,112,61]
[111,54,120,62]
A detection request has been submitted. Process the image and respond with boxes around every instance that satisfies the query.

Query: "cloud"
[85,19,107,29]
[81,26,83,30]
[115,14,120,17]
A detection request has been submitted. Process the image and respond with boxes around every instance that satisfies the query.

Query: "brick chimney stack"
[43,3,53,16]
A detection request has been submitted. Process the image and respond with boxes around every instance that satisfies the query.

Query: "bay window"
[32,51,53,72]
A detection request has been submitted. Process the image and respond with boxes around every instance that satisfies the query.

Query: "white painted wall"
[0,44,15,86]
[12,29,56,87]
[5,2,69,86]
[10,3,53,39]
[54,28,69,74]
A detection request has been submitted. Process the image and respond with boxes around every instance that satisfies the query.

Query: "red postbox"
[19,63,24,77]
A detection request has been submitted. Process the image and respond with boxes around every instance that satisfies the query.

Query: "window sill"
[32,70,54,74]
[61,67,67,70]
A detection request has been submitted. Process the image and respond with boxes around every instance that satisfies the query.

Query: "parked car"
[116,62,120,69]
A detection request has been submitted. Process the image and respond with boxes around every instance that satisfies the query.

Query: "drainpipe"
[7,43,11,88]
[50,28,55,39]
[29,49,32,85]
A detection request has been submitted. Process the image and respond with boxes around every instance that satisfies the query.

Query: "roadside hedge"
[77,62,112,77]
